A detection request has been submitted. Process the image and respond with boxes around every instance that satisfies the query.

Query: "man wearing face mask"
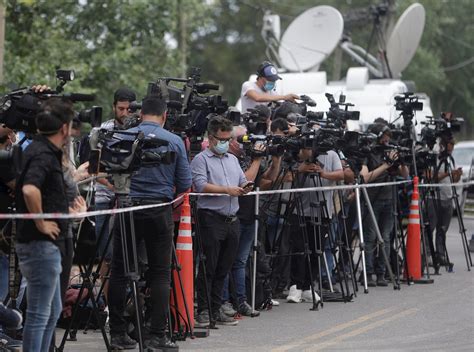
[191,116,253,327]
[240,61,299,113]
[108,95,191,351]
[360,122,409,287]
[15,98,80,352]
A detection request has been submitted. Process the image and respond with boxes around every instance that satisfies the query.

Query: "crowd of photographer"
[0,62,467,351]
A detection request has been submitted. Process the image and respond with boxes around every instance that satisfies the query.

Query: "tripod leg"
[251,187,260,315]
[355,187,369,294]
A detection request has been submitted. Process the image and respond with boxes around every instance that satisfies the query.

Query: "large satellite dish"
[279,6,343,72]
[386,3,425,78]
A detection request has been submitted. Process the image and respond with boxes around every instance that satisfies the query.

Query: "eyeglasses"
[212,135,232,142]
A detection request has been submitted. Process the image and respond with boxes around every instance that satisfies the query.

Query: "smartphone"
[88,149,102,175]
[243,181,255,190]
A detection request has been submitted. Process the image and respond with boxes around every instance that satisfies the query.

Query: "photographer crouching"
[107,96,192,351]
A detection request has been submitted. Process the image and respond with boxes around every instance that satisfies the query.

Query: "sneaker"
[286,285,302,303]
[195,310,210,328]
[146,335,178,351]
[215,307,239,326]
[270,299,280,306]
[110,333,137,350]
[221,301,237,317]
[238,301,260,317]
[301,290,321,303]
[376,274,388,287]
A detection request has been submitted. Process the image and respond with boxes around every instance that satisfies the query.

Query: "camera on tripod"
[325,93,360,126]
[146,67,228,135]
[394,92,423,114]
[88,128,176,175]
[420,112,463,148]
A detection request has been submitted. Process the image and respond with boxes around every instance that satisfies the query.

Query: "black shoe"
[238,301,260,317]
[367,275,377,287]
[110,333,137,350]
[146,335,178,351]
[376,275,388,287]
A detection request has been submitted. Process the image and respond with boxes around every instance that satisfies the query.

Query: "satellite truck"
[236,2,432,134]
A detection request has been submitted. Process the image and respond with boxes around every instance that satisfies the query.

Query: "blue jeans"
[363,200,394,275]
[16,241,62,352]
[222,222,255,305]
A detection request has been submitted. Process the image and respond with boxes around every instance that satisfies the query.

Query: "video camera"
[394,92,423,115]
[0,69,98,134]
[237,134,285,158]
[325,93,360,126]
[146,67,228,135]
[420,112,464,148]
[88,128,175,175]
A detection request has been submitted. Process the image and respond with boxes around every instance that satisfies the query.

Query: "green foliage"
[3,0,473,137]
[3,0,207,118]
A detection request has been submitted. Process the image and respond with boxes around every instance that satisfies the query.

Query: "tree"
[3,0,207,118]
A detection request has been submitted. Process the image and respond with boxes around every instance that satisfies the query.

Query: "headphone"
[256,61,274,77]
[370,123,391,139]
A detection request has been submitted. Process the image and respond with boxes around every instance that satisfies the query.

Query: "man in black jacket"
[15,98,82,352]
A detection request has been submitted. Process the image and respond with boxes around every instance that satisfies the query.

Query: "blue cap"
[262,65,282,81]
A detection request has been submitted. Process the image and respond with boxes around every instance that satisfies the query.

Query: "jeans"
[16,241,62,352]
[108,205,173,337]
[222,222,255,305]
[196,210,239,314]
[0,254,8,302]
[95,202,114,261]
[363,200,394,275]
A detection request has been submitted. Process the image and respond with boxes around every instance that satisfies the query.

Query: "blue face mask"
[264,81,275,91]
[214,140,229,154]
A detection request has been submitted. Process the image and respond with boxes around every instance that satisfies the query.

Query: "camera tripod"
[435,153,472,271]
[351,168,399,291]
[57,201,114,351]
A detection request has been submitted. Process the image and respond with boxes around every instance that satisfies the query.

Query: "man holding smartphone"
[191,116,252,327]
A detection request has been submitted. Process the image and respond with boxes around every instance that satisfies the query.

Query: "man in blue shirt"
[191,116,252,327]
[108,96,191,351]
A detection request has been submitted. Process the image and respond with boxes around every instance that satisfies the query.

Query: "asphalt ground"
[58,217,474,351]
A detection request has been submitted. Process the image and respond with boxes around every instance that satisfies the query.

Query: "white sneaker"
[286,285,302,303]
[271,299,280,306]
[302,289,321,303]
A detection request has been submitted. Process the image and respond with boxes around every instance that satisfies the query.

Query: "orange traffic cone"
[171,193,194,332]
[405,176,422,280]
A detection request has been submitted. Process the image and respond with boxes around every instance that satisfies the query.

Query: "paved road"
[59,218,474,351]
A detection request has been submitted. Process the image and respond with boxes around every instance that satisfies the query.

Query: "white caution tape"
[417,180,474,188]
[0,195,183,220]
[1,179,473,221]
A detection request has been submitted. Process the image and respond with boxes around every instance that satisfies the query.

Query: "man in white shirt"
[240,61,299,113]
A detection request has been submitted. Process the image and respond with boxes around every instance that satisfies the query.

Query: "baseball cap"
[258,62,282,82]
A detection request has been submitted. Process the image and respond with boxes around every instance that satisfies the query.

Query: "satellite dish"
[386,3,425,78]
[279,6,343,72]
